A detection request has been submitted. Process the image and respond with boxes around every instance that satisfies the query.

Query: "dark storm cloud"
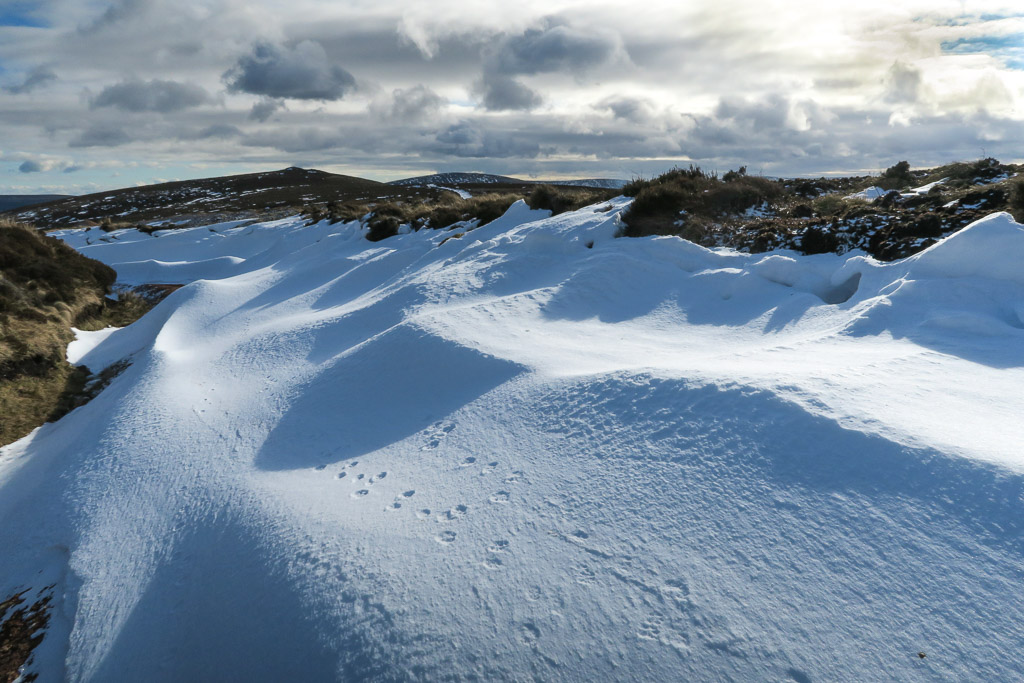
[18,160,44,173]
[69,123,132,147]
[224,40,356,101]
[487,22,624,76]
[474,21,624,111]
[476,75,543,112]
[92,79,212,113]
[5,65,57,94]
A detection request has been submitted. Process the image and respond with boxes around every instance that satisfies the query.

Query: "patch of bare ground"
[0,586,53,683]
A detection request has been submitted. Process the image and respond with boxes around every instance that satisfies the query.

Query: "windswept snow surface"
[3,202,1024,681]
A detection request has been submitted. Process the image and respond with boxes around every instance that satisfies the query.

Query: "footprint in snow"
[369,471,387,484]
[416,508,432,519]
[489,491,510,504]
[352,489,370,499]
[436,530,457,544]
[336,471,347,479]
[402,490,415,498]
[444,504,468,521]
[421,421,456,450]
[488,540,510,553]
[386,501,402,511]
[459,456,477,467]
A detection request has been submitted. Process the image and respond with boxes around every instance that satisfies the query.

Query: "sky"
[1,0,1023,195]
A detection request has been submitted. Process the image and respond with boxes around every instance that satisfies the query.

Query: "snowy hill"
[2,201,1023,680]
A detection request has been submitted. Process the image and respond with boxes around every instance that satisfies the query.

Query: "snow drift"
[2,202,1023,681]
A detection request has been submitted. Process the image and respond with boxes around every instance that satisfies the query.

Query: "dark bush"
[800,226,838,255]
[722,166,747,182]
[366,215,400,242]
[876,190,902,209]
[1007,178,1024,222]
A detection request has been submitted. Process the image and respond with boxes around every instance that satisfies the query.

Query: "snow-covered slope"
[3,202,1023,681]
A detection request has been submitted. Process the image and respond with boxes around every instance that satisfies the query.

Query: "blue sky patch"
[0,3,47,28]
[941,34,1024,69]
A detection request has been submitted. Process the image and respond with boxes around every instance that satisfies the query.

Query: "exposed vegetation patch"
[618,159,1023,260]
[0,586,53,683]
[301,184,616,243]
[0,221,151,447]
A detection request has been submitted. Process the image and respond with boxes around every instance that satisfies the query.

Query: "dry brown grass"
[0,221,150,446]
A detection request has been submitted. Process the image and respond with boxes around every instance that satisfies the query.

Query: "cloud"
[18,160,44,173]
[476,75,543,111]
[882,61,923,104]
[432,121,541,158]
[69,124,132,147]
[597,96,658,124]
[486,23,625,76]
[371,85,446,122]
[224,40,357,100]
[79,0,150,34]
[184,124,242,140]
[472,21,625,112]
[5,65,57,95]
[249,97,284,122]
[91,79,212,113]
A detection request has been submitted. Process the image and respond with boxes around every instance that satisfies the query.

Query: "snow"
[2,201,1024,681]
[66,327,119,368]
[426,183,472,199]
[846,186,887,200]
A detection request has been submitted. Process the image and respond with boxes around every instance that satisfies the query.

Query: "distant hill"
[547,178,627,190]
[1,167,426,229]
[388,172,523,187]
[0,195,71,212]
[389,172,627,190]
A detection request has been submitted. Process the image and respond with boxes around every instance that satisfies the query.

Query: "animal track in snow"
[489,491,510,504]
[336,471,347,479]
[519,622,541,646]
[637,618,663,641]
[422,421,456,450]
[369,471,387,484]
[416,508,431,519]
[505,470,524,484]
[459,456,477,467]
[386,501,402,511]
[352,489,369,498]
[443,504,469,521]
[488,540,510,553]
[436,530,457,544]
[402,490,415,497]
[483,556,503,570]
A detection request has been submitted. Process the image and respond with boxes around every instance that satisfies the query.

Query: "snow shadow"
[254,325,523,470]
[86,511,373,682]
[541,375,1024,555]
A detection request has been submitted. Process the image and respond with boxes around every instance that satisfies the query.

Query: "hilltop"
[3,167,420,230]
